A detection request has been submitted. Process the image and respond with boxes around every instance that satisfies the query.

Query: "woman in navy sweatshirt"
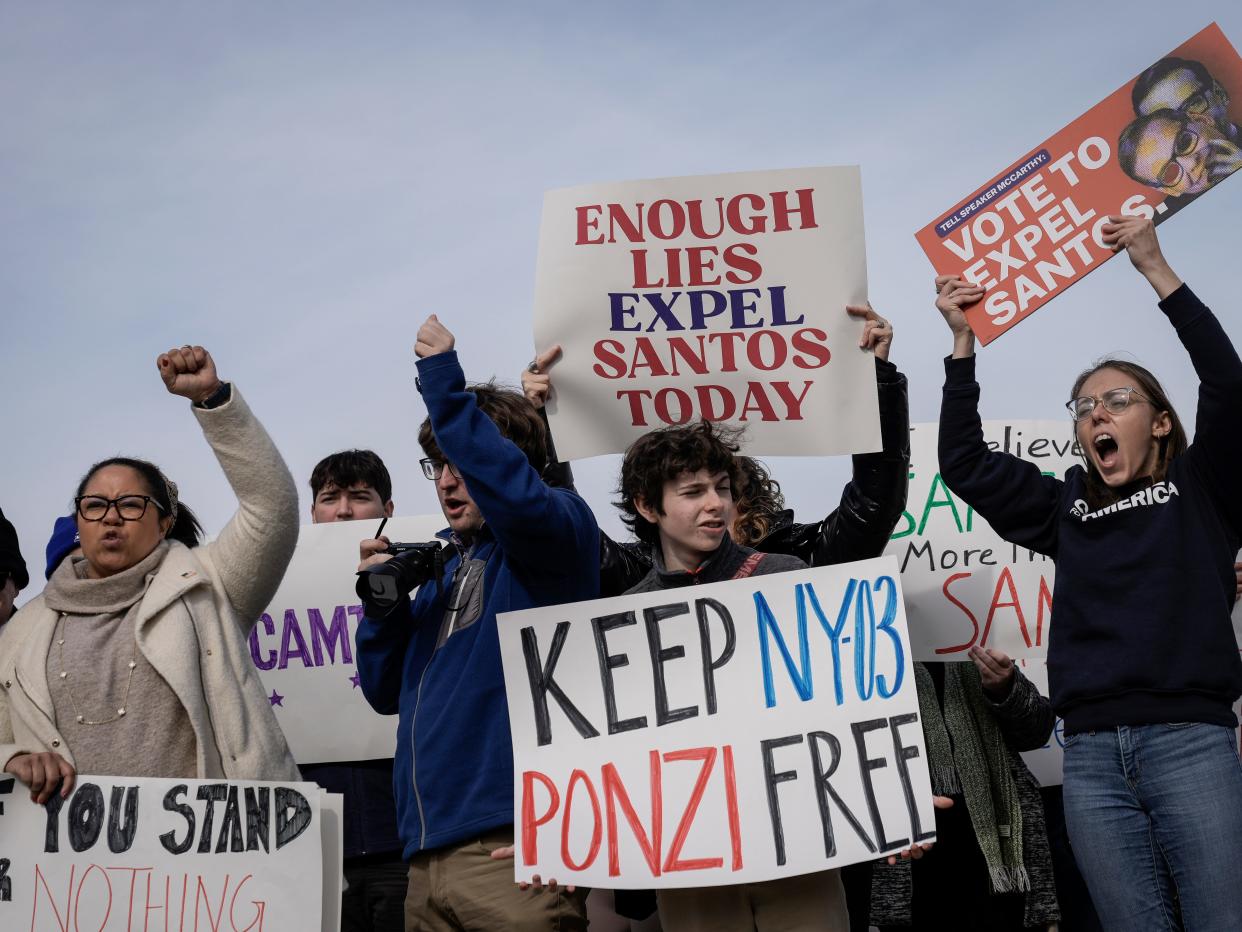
[935,216,1242,932]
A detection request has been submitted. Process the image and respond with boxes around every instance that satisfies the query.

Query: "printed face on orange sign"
[1120,111,1234,197]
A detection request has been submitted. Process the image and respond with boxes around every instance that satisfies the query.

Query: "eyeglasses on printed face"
[419,459,462,481]
[1065,387,1149,420]
[1156,125,1200,188]
[75,494,166,522]
[1178,89,1212,116]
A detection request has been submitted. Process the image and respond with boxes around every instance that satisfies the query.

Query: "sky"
[3,1,1240,604]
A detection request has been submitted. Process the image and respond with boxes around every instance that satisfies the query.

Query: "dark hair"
[309,449,393,504]
[75,457,203,549]
[616,420,741,545]
[732,456,786,546]
[1069,359,1187,508]
[1131,57,1216,113]
[418,381,548,474]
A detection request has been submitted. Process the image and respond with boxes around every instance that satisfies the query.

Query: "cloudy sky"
[3,1,1239,601]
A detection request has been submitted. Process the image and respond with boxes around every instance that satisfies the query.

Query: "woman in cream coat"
[1,345,301,803]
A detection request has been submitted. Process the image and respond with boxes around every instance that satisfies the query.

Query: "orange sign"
[915,23,1242,344]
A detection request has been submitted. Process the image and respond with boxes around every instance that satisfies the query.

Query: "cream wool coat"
[0,388,301,782]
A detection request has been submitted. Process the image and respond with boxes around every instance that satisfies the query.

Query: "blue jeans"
[1062,723,1242,931]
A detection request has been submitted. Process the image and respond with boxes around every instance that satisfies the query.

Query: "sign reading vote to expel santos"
[533,167,880,460]
[0,775,325,931]
[497,557,936,888]
[916,23,1242,344]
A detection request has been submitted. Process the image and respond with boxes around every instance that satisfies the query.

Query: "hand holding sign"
[935,276,984,358]
[522,345,563,409]
[1099,216,1182,298]
[883,796,954,865]
[969,646,1016,701]
[4,751,75,805]
[846,304,893,362]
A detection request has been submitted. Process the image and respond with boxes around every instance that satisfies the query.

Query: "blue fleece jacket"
[939,284,1242,734]
[355,351,600,858]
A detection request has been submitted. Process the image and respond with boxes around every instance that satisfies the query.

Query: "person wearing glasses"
[354,315,598,932]
[935,217,1242,931]
[1118,58,1242,222]
[0,345,301,804]
[1118,109,1242,202]
[1132,57,1240,144]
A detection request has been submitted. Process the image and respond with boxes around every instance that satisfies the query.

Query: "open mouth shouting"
[1092,432,1119,472]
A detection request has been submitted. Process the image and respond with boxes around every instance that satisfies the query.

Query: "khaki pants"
[404,827,588,932]
[658,869,849,932]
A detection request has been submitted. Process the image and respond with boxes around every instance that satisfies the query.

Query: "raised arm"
[1104,216,1242,535]
[416,318,598,576]
[807,304,910,564]
[158,346,300,625]
[935,280,1063,556]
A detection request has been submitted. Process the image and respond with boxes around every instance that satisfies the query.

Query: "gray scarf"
[43,540,170,615]
[918,661,1028,894]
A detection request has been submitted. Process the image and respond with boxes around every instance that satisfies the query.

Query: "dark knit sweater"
[938,284,1242,734]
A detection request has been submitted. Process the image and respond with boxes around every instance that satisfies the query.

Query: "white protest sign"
[319,791,344,932]
[533,167,880,460]
[887,420,1078,660]
[498,556,935,888]
[249,516,445,763]
[0,775,323,931]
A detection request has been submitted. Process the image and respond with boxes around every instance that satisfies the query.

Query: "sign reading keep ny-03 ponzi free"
[248,516,445,764]
[497,557,937,888]
[533,167,881,460]
[916,23,1242,344]
[0,775,331,932]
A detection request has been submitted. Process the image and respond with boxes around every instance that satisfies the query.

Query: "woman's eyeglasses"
[1065,387,1149,420]
[75,495,165,522]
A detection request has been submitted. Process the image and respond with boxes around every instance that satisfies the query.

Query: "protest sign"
[0,775,326,931]
[533,167,880,460]
[249,516,445,763]
[916,22,1242,344]
[1015,661,1066,787]
[888,421,1076,660]
[497,556,935,887]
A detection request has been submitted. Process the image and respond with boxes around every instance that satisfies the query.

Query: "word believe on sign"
[249,516,445,763]
[497,557,936,888]
[0,776,329,932]
[533,167,881,460]
[886,420,1077,660]
[916,23,1242,344]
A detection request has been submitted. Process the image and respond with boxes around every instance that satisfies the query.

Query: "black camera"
[355,541,445,616]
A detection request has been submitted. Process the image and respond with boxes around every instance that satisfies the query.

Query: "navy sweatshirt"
[939,284,1242,734]
[355,351,600,857]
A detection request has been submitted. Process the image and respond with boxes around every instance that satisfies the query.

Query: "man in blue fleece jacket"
[355,315,599,931]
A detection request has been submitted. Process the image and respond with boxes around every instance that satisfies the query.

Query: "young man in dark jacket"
[355,315,599,931]
[615,419,846,932]
[302,450,405,932]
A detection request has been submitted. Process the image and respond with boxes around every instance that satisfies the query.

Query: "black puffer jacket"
[591,356,910,595]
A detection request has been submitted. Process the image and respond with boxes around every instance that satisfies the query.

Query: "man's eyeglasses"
[419,459,462,481]
[75,495,166,522]
[1179,89,1212,116]
[1065,387,1149,420]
